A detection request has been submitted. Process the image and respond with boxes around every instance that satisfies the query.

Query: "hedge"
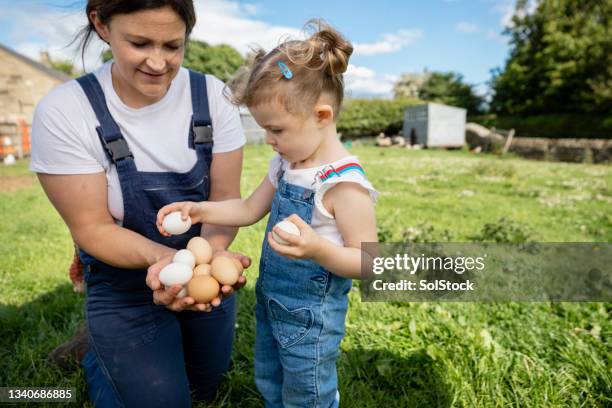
[338,101,612,140]
[337,98,423,138]
[469,114,612,139]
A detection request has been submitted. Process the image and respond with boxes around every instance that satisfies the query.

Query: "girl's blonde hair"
[227,19,353,118]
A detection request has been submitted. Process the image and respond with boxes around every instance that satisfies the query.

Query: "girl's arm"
[157,175,275,233]
[199,148,244,253]
[268,182,377,279]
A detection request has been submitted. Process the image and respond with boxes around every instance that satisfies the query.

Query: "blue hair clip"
[277,61,293,79]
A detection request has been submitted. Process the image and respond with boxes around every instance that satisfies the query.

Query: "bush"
[338,98,422,138]
[469,217,534,244]
[377,220,454,243]
[469,114,612,139]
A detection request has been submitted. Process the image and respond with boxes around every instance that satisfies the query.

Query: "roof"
[0,42,72,82]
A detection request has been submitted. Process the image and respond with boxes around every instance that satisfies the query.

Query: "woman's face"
[91,6,186,107]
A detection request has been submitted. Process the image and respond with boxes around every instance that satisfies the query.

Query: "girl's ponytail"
[308,22,353,77]
[227,19,353,118]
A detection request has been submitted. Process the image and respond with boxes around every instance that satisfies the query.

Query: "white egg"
[173,249,196,268]
[272,220,300,245]
[162,211,192,235]
[159,262,193,297]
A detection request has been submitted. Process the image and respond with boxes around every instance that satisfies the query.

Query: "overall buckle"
[193,122,213,144]
[101,136,133,162]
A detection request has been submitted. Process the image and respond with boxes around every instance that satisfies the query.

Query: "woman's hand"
[267,214,323,260]
[145,249,250,312]
[146,251,215,312]
[209,250,250,302]
[156,201,206,237]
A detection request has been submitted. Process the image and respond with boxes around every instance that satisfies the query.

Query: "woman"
[30,1,248,406]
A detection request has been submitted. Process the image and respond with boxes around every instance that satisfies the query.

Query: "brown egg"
[231,257,244,274]
[193,264,212,277]
[187,276,220,303]
[187,237,213,265]
[211,256,239,285]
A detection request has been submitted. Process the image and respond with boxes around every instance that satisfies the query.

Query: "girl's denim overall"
[75,71,236,407]
[255,170,352,408]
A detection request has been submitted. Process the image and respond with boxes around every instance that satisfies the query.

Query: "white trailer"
[240,108,266,144]
[403,103,466,148]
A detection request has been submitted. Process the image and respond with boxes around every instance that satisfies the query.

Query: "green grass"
[1,146,611,407]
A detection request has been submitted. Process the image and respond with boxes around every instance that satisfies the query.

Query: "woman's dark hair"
[76,0,196,66]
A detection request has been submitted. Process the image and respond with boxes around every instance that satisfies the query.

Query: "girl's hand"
[267,214,323,260]
[156,201,205,237]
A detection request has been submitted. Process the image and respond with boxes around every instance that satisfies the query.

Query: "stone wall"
[0,46,66,124]
[509,138,611,164]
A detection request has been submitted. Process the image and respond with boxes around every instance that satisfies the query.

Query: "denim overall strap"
[76,74,137,266]
[76,73,138,249]
[189,70,213,148]
[186,70,214,207]
[76,74,137,170]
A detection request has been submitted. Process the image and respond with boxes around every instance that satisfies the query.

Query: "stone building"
[0,43,70,157]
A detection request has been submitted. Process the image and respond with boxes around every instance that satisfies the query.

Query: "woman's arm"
[38,172,175,268]
[268,182,377,279]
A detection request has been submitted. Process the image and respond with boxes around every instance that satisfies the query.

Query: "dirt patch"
[0,175,36,192]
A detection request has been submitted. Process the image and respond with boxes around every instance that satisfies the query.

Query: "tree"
[417,72,485,114]
[490,0,612,114]
[50,59,76,77]
[48,58,79,78]
[100,41,244,82]
[393,71,429,99]
[102,49,112,63]
[182,41,244,82]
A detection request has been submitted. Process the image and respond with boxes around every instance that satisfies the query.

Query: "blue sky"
[0,0,518,98]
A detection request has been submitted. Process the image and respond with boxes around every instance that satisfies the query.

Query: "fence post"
[502,129,515,155]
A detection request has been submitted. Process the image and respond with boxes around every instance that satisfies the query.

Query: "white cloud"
[241,3,261,16]
[344,64,397,97]
[492,0,515,27]
[456,22,479,33]
[2,0,401,97]
[2,0,303,70]
[191,0,302,54]
[353,29,423,56]
[3,4,105,71]
[490,0,537,28]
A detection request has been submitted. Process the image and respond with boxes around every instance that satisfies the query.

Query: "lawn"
[1,145,610,407]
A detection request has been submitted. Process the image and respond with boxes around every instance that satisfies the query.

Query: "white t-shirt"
[30,61,245,222]
[268,154,378,246]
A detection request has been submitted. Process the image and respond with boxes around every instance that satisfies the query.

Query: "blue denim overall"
[255,169,353,408]
[75,71,236,407]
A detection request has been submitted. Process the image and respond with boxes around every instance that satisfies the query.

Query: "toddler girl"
[158,20,378,408]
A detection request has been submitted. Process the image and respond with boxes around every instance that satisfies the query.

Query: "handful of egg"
[158,236,242,304]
